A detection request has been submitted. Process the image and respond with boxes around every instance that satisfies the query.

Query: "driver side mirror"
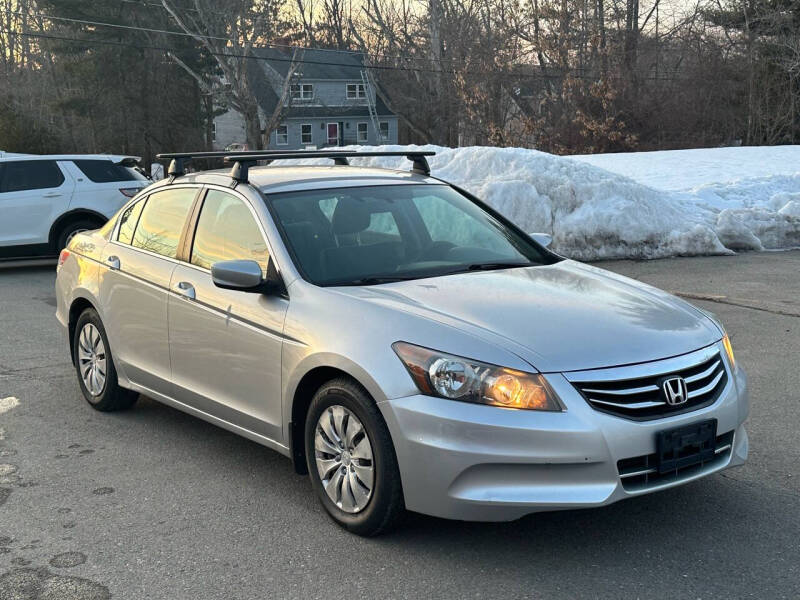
[529,232,552,248]
[211,258,285,295]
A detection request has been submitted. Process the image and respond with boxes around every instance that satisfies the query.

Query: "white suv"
[0,153,149,259]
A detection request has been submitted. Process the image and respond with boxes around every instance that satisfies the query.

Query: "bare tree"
[161,0,285,149]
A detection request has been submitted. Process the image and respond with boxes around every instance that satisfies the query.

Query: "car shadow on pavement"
[39,388,796,597]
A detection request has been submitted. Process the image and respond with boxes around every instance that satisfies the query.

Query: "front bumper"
[379,346,749,522]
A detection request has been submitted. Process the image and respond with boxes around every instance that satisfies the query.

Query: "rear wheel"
[305,378,404,536]
[57,218,102,251]
[73,308,138,412]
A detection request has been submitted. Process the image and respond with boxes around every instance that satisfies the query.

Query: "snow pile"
[277,144,800,260]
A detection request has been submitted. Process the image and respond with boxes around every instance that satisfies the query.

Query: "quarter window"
[276,125,288,145]
[117,199,146,245]
[73,159,143,183]
[131,188,196,259]
[191,191,270,275]
[301,124,313,145]
[357,122,368,143]
[0,160,64,192]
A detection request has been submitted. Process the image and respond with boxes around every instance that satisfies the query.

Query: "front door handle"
[173,281,196,300]
[106,255,120,270]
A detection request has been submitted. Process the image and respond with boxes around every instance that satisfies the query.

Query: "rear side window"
[131,188,196,259]
[191,190,270,274]
[73,159,143,183]
[0,160,64,192]
[117,199,146,245]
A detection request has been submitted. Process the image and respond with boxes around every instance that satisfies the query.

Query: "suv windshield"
[268,184,555,286]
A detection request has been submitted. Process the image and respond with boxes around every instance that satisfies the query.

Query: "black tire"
[56,219,102,251]
[73,308,138,412]
[305,378,405,536]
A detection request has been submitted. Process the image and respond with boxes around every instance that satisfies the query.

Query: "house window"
[379,121,389,140]
[347,83,366,99]
[276,124,288,145]
[357,122,368,143]
[211,121,216,142]
[290,83,314,100]
[301,124,312,145]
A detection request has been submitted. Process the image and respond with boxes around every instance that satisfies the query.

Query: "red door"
[326,123,339,146]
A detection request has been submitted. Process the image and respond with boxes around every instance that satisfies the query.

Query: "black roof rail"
[155,150,352,178]
[223,150,436,183]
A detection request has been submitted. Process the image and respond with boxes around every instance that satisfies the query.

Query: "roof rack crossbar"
[155,150,354,177]
[222,150,435,181]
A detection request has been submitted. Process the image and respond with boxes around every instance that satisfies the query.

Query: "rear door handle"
[106,255,120,270]
[173,281,196,300]
[43,192,62,198]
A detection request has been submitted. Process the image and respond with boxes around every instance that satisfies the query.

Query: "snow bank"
[276,144,800,260]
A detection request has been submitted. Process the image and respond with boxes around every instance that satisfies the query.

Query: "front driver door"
[168,188,288,442]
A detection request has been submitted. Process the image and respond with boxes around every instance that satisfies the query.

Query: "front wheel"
[305,378,405,536]
[73,308,138,412]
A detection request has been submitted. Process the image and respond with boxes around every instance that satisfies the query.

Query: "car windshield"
[268,184,556,286]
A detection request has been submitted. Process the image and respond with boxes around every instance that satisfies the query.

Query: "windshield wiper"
[329,275,419,286]
[464,262,533,272]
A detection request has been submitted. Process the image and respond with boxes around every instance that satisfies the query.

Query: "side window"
[117,198,146,245]
[191,191,270,274]
[73,159,142,183]
[131,188,196,258]
[0,160,64,192]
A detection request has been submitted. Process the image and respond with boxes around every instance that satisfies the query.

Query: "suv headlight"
[392,342,563,411]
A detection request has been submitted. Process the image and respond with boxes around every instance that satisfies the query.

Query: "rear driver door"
[98,186,198,393]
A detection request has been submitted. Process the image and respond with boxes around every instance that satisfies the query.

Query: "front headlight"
[722,333,736,370]
[696,307,736,370]
[392,342,563,411]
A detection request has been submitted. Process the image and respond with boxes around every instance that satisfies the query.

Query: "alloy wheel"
[314,405,375,513]
[77,323,107,396]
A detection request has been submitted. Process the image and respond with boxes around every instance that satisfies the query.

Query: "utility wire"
[0,5,700,82]
[1,26,695,82]
[3,4,482,68]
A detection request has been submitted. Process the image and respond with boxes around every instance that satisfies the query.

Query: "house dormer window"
[291,84,314,100]
[346,83,366,99]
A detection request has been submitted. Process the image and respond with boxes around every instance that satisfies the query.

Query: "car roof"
[166,164,444,194]
[0,153,139,163]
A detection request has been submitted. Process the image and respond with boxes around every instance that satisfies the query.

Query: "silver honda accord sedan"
[55,150,748,536]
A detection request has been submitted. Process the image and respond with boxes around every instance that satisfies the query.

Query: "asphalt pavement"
[0,251,798,599]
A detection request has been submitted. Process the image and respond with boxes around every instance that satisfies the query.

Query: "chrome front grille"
[567,347,728,420]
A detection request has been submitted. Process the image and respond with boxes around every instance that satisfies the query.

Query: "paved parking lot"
[1,252,799,599]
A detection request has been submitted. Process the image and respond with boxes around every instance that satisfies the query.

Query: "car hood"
[332,260,721,372]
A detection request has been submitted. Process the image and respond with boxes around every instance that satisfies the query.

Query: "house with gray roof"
[212,48,399,151]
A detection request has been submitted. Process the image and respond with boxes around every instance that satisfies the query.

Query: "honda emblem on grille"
[662,377,689,406]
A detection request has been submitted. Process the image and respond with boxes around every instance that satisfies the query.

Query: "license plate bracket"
[656,419,717,474]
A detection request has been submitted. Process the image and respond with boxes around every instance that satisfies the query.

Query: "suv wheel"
[73,308,138,412]
[305,378,405,536]
[57,219,101,251]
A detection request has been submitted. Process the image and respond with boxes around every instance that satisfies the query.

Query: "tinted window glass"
[117,199,146,245]
[191,190,269,274]
[0,160,64,192]
[270,184,551,285]
[73,159,144,183]
[132,188,196,258]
